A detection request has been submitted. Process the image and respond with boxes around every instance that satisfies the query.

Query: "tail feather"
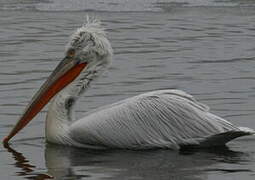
[180,127,254,150]
[238,127,255,134]
[199,127,255,147]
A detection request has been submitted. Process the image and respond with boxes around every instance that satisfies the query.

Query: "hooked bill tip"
[2,136,10,145]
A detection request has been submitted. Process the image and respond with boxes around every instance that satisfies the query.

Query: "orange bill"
[3,57,87,144]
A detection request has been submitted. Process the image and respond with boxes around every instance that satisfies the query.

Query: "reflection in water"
[3,143,251,180]
[3,144,53,180]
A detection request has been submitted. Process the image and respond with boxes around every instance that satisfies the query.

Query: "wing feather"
[70,90,238,149]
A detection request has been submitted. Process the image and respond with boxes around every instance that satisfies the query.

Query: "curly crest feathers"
[66,17,112,57]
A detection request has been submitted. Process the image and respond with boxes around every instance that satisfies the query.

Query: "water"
[1,0,255,179]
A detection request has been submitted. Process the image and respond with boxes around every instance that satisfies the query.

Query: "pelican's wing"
[69,90,240,149]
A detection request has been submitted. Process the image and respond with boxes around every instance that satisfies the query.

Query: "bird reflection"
[3,143,250,180]
[3,143,53,180]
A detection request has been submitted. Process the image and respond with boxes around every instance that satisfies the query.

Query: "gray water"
[1,0,255,179]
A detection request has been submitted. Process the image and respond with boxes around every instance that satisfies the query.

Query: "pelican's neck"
[45,59,110,145]
[45,82,85,145]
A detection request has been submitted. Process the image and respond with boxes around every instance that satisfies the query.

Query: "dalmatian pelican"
[3,20,254,149]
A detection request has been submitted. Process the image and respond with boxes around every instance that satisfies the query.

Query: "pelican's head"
[3,20,113,144]
[66,20,112,69]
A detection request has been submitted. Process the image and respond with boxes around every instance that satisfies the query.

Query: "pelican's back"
[70,90,253,149]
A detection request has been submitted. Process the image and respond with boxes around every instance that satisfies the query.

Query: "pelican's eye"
[67,49,75,58]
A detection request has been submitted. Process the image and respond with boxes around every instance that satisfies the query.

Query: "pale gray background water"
[1,0,255,180]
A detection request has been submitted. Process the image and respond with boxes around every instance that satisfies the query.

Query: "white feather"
[44,21,254,150]
[69,90,239,149]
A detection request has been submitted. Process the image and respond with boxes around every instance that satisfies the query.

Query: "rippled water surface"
[1,0,255,180]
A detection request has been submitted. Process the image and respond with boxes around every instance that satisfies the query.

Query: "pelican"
[3,20,255,149]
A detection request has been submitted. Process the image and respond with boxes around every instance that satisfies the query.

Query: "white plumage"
[70,89,242,149]
[45,20,254,149]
